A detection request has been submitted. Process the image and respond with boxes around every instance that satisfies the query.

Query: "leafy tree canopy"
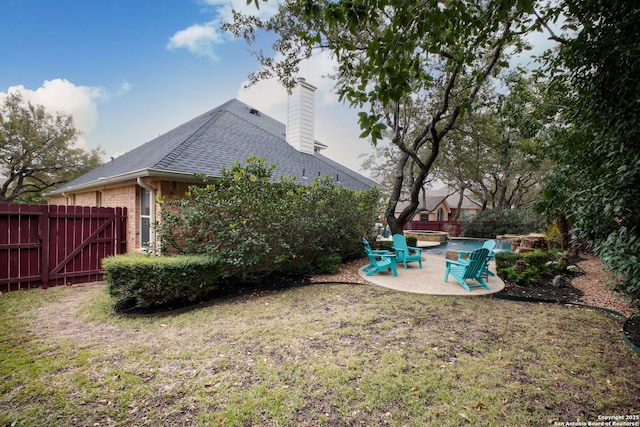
[0,93,104,203]
[537,0,640,306]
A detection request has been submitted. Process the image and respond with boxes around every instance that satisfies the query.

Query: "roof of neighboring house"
[430,187,482,210]
[48,99,376,195]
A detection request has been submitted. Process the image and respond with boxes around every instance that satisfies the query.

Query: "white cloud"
[166,22,224,61]
[236,50,340,116]
[167,0,281,61]
[1,79,130,147]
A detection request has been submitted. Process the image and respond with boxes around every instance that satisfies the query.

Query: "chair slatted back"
[462,248,490,279]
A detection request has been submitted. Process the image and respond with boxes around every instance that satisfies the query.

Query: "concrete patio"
[358,253,505,296]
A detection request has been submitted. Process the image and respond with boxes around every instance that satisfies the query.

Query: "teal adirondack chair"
[444,247,490,291]
[362,247,398,277]
[392,234,423,269]
[457,240,496,279]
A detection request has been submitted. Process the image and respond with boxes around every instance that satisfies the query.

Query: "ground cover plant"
[1,276,638,426]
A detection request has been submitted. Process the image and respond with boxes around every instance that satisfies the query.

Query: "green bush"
[157,158,381,281]
[495,251,520,270]
[104,254,221,309]
[521,250,553,270]
[495,249,568,286]
[498,264,540,285]
[462,208,544,238]
[374,240,394,251]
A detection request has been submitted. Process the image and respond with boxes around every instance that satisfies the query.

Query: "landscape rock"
[552,275,568,288]
[567,265,584,274]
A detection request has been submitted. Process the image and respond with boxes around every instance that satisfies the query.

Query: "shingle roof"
[50,99,376,194]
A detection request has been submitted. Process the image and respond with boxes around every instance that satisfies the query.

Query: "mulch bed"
[496,271,584,302]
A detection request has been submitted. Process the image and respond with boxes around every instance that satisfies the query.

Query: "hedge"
[103,254,221,309]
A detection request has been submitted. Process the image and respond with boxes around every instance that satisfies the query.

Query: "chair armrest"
[407,246,422,254]
[371,249,393,255]
[445,258,469,267]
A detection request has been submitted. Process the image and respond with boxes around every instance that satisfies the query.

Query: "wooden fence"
[405,220,463,237]
[0,203,127,292]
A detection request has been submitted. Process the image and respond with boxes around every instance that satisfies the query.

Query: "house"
[47,79,377,252]
[395,187,482,222]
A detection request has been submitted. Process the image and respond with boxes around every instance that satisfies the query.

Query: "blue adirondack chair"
[444,247,490,291]
[392,234,423,269]
[362,247,398,276]
[457,240,496,279]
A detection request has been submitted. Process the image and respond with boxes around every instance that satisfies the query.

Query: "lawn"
[1,278,638,426]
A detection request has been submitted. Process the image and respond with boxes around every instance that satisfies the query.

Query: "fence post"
[40,205,50,289]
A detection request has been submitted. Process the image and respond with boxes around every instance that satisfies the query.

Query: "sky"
[0,0,553,176]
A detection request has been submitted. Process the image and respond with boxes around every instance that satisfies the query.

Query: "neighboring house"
[47,79,377,253]
[395,187,482,222]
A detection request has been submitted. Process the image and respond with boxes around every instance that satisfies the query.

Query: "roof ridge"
[152,104,227,170]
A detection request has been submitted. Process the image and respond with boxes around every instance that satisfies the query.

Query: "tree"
[0,93,103,203]
[536,0,640,304]
[226,0,537,234]
[436,69,554,210]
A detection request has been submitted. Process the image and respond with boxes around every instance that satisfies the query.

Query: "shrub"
[374,240,394,252]
[104,254,220,309]
[521,250,553,270]
[495,249,567,286]
[156,158,381,281]
[462,208,544,238]
[498,263,540,285]
[495,251,520,270]
[405,235,418,248]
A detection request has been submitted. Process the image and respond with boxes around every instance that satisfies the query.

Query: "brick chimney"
[286,77,316,155]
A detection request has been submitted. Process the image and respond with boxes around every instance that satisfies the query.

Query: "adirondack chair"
[444,247,490,291]
[457,240,496,279]
[362,238,392,256]
[362,248,398,277]
[392,234,423,269]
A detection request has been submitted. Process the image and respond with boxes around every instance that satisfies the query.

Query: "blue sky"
[1,0,552,175]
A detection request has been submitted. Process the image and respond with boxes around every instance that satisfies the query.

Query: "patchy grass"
[1,281,638,426]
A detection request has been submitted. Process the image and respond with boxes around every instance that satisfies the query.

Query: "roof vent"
[249,108,260,116]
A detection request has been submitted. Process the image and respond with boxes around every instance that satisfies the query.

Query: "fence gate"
[0,204,127,292]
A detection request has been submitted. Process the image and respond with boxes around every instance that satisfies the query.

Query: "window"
[140,188,151,248]
[437,207,445,222]
[420,213,429,221]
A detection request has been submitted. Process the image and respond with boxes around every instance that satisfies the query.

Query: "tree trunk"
[452,187,465,221]
[557,215,572,252]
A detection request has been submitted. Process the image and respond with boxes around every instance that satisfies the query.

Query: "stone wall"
[498,233,547,253]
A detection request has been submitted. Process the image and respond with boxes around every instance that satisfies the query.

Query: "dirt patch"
[29,282,140,345]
